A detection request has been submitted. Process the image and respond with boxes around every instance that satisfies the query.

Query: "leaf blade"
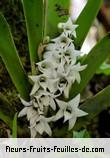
[74,85,110,130]
[75,0,102,49]
[12,112,18,138]
[22,0,43,73]
[0,14,31,100]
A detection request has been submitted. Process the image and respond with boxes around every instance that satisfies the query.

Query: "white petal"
[37,59,54,74]
[39,77,48,90]
[20,98,32,106]
[72,30,77,38]
[30,128,37,138]
[70,58,76,65]
[30,82,39,96]
[43,51,52,59]
[55,99,67,109]
[72,24,78,30]
[29,76,39,82]
[38,101,44,111]
[75,72,81,83]
[45,116,55,122]
[69,94,80,108]
[78,64,87,71]
[33,101,39,108]
[75,109,88,117]
[18,107,28,117]
[48,79,58,93]
[64,111,72,122]
[53,109,64,121]
[49,98,56,111]
[68,116,77,130]
[38,95,49,107]
[27,107,37,120]
[46,43,56,51]
[73,50,82,56]
[44,122,52,136]
[35,122,44,135]
[30,115,39,126]
[64,83,71,98]
[66,18,73,27]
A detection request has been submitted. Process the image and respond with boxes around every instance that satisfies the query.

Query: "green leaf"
[73,129,90,138]
[45,0,70,38]
[96,62,110,75]
[22,0,43,73]
[0,14,31,101]
[75,0,102,49]
[12,112,18,138]
[74,85,110,130]
[69,33,110,99]
[0,94,14,129]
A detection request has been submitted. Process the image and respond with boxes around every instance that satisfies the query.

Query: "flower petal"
[55,99,67,109]
[27,107,37,120]
[29,76,39,82]
[64,111,72,122]
[30,82,40,96]
[30,128,37,138]
[75,72,81,83]
[49,98,56,111]
[75,109,88,117]
[69,94,80,108]
[53,109,64,121]
[68,116,77,130]
[35,122,44,135]
[64,83,71,98]
[20,98,32,107]
[18,107,28,117]
[30,115,39,127]
[44,122,52,136]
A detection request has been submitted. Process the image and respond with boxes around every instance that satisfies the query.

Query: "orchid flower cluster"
[18,18,88,137]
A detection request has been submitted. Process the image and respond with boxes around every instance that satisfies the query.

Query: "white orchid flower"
[64,47,82,63]
[69,63,87,83]
[67,94,88,130]
[55,94,88,130]
[55,59,77,98]
[46,33,73,53]
[34,92,56,111]
[29,75,50,95]
[52,33,73,49]
[58,18,78,37]
[33,115,52,136]
[18,106,39,121]
[36,59,54,73]
[36,59,58,79]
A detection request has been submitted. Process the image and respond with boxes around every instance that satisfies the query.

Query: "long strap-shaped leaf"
[69,33,110,99]
[74,85,110,130]
[22,0,43,73]
[0,14,31,101]
[12,112,18,138]
[45,0,70,38]
[75,0,102,49]
[0,95,14,129]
